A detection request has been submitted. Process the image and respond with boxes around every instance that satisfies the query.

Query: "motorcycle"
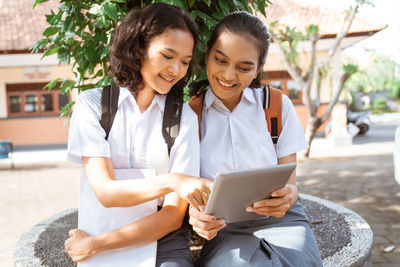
[347,110,370,135]
[324,110,370,138]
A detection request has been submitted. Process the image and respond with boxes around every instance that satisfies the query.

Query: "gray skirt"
[198,202,322,267]
[156,218,193,267]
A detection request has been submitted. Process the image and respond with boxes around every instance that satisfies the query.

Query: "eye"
[239,66,252,72]
[181,61,190,66]
[161,53,173,60]
[214,56,227,64]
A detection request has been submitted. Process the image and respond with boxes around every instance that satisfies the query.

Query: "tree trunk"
[302,116,322,157]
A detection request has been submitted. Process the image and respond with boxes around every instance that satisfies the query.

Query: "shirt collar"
[118,87,166,111]
[204,87,256,111]
[118,86,133,107]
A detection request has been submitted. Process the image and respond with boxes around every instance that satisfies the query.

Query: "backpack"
[99,84,183,155]
[188,85,282,145]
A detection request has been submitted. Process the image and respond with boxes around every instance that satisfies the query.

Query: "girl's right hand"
[188,205,226,240]
[170,174,213,207]
[65,229,98,262]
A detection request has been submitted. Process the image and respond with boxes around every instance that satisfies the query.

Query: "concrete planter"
[14,194,373,267]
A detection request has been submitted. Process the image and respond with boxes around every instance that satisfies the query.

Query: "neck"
[220,93,242,112]
[134,87,156,113]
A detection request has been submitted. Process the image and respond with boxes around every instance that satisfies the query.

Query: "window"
[261,71,302,104]
[6,83,70,117]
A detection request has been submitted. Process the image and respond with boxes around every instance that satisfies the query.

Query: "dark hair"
[110,3,198,96]
[190,11,270,95]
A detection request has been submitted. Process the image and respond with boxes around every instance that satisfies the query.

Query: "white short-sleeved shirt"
[200,88,307,181]
[67,86,199,177]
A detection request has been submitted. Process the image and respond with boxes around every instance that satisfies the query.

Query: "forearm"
[97,174,175,207]
[83,156,180,207]
[278,153,298,207]
[92,199,187,253]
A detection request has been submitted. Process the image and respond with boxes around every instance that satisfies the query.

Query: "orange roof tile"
[261,0,387,38]
[0,0,59,53]
[0,0,387,53]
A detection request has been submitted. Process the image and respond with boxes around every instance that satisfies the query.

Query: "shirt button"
[234,140,239,146]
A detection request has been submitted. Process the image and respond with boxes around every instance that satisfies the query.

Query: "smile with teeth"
[159,73,175,82]
[217,78,236,88]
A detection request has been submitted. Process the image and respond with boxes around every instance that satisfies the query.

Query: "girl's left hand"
[65,229,97,262]
[246,184,298,218]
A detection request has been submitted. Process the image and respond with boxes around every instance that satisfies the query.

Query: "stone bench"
[14,194,373,267]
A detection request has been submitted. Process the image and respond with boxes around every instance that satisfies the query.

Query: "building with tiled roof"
[0,0,386,147]
[262,0,386,38]
[0,0,59,53]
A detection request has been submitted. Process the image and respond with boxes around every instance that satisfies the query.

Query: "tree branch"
[327,4,359,62]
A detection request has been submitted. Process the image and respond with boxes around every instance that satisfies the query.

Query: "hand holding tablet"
[204,163,296,223]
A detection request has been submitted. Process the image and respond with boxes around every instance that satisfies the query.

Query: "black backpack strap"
[100,84,120,140]
[162,92,183,156]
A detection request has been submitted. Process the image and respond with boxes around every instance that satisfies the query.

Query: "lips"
[216,78,237,89]
[159,73,175,83]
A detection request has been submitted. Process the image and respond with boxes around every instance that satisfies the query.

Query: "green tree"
[345,53,400,99]
[32,0,270,116]
[268,0,370,157]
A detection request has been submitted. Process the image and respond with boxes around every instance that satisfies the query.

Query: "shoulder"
[181,102,198,124]
[73,88,103,119]
[76,88,102,107]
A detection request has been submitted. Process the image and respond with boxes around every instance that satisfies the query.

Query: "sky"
[300,0,400,64]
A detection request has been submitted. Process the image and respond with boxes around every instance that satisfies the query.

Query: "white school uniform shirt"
[67,87,199,266]
[200,87,307,181]
[67,86,199,177]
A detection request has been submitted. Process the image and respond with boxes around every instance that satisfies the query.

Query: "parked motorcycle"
[324,110,370,138]
[347,110,370,135]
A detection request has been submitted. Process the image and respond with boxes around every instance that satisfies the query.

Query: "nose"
[167,61,179,76]
[222,66,236,81]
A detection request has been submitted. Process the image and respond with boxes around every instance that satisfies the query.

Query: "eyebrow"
[165,48,192,58]
[215,49,255,66]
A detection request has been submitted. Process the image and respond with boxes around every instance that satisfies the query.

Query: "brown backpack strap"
[188,92,205,141]
[263,85,282,145]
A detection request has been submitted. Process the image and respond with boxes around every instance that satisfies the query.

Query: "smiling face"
[206,31,260,111]
[140,28,194,96]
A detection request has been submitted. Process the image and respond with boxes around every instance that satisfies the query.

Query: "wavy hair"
[110,3,198,96]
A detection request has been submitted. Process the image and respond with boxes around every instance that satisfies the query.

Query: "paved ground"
[1,114,399,266]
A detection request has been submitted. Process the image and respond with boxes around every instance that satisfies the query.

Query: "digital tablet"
[205,163,296,223]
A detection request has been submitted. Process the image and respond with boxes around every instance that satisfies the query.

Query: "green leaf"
[192,10,213,21]
[33,0,49,8]
[42,46,59,58]
[100,48,109,60]
[171,0,188,10]
[218,0,229,14]
[111,0,126,3]
[201,0,211,6]
[44,78,61,90]
[59,79,75,94]
[31,38,48,52]
[103,2,118,21]
[60,101,75,118]
[188,0,195,8]
[93,34,108,44]
[84,46,96,62]
[43,27,59,37]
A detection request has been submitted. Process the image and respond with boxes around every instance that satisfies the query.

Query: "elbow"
[93,186,117,208]
[161,207,185,232]
[170,217,183,232]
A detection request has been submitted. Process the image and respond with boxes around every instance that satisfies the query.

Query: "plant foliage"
[33,0,270,115]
